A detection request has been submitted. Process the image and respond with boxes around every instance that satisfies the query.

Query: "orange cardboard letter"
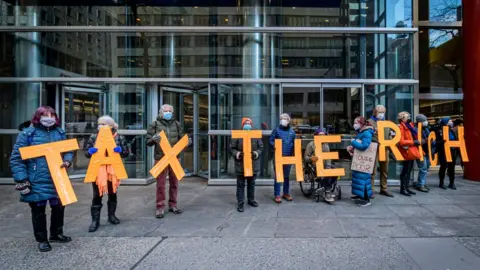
[19,139,79,206]
[314,135,345,177]
[418,123,424,162]
[443,126,469,163]
[84,127,128,184]
[377,121,404,161]
[428,131,438,167]
[231,130,262,177]
[149,131,189,180]
[274,139,303,182]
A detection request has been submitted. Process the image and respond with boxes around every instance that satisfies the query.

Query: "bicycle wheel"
[300,169,316,197]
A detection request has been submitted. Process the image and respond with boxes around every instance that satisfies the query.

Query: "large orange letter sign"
[19,139,79,206]
[314,135,345,177]
[275,139,303,182]
[149,131,189,180]
[417,123,424,161]
[443,126,469,163]
[377,121,403,161]
[85,127,128,183]
[428,131,438,167]
[231,130,262,177]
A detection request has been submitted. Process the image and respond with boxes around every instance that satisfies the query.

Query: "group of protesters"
[9,104,462,251]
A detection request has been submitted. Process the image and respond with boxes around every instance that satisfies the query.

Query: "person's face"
[43,112,53,118]
[403,114,410,123]
[163,107,173,113]
[244,120,252,126]
[98,120,111,128]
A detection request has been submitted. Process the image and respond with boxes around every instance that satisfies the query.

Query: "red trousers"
[155,161,178,210]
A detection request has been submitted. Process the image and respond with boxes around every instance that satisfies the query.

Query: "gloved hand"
[252,151,259,160]
[311,156,319,162]
[152,134,161,143]
[88,147,98,155]
[236,152,244,160]
[188,137,193,146]
[113,146,122,153]
[413,140,420,146]
[15,180,31,195]
[60,161,71,168]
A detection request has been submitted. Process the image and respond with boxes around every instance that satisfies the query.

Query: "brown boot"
[282,194,293,201]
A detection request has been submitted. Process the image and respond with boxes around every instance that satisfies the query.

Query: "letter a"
[85,127,128,183]
[275,139,303,182]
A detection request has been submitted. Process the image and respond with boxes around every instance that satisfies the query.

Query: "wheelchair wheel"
[300,168,316,198]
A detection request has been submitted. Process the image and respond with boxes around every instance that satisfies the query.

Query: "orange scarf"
[95,132,120,195]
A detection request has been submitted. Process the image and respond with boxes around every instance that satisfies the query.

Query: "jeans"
[274,165,292,197]
[416,157,430,187]
[236,175,256,203]
[29,201,65,242]
[400,160,414,191]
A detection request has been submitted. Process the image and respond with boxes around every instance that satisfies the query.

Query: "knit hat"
[415,114,427,123]
[242,117,252,127]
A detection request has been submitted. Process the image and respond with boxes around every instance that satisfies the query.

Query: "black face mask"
[407,119,412,123]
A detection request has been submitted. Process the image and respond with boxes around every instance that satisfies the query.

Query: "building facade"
[0,0,471,185]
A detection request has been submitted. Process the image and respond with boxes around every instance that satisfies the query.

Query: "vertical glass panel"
[210,84,279,131]
[323,87,361,134]
[108,84,146,130]
[419,99,463,123]
[0,135,16,177]
[429,0,462,21]
[282,87,320,138]
[0,83,40,129]
[122,134,147,178]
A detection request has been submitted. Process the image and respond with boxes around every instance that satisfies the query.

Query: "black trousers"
[91,182,117,206]
[29,202,65,242]
[400,160,414,191]
[439,150,456,184]
[236,175,256,203]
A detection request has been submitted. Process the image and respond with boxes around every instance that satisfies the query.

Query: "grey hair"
[280,113,291,121]
[98,115,119,130]
[159,104,174,117]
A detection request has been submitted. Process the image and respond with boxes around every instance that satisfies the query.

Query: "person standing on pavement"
[348,116,374,207]
[397,112,421,197]
[367,105,394,198]
[414,114,433,193]
[269,113,296,203]
[146,104,190,218]
[436,117,457,190]
[9,106,73,252]
[84,115,130,232]
[230,118,264,212]
[452,119,464,170]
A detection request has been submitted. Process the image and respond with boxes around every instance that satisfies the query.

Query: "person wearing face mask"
[367,105,394,198]
[397,112,421,197]
[349,116,374,207]
[414,114,434,192]
[146,104,189,218]
[84,115,129,232]
[269,113,296,203]
[230,118,264,212]
[435,117,457,190]
[10,106,73,252]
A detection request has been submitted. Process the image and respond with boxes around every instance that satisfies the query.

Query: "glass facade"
[0,1,435,184]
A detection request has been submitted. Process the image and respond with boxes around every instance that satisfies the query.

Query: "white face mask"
[423,121,428,127]
[353,123,361,131]
[40,116,56,127]
[280,119,289,127]
[377,113,385,120]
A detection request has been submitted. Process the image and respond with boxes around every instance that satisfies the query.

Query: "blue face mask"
[163,112,172,120]
[243,124,252,130]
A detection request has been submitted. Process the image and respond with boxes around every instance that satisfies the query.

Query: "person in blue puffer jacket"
[9,106,73,252]
[435,117,457,190]
[348,116,374,207]
[269,113,296,203]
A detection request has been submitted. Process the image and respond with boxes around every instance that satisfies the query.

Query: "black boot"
[38,242,52,252]
[448,182,457,190]
[406,188,416,195]
[107,201,120,225]
[49,234,72,243]
[400,190,411,196]
[88,205,102,232]
[439,179,447,189]
[237,202,244,212]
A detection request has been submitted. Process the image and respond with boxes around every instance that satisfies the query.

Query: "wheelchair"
[300,163,342,203]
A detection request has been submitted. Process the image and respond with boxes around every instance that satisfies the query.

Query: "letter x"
[149,131,189,180]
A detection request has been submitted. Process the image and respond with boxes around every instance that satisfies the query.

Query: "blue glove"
[88,148,98,155]
[113,146,122,153]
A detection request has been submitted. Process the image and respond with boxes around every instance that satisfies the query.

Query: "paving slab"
[424,204,478,218]
[218,217,276,238]
[455,237,480,257]
[275,218,346,238]
[135,237,419,270]
[147,217,226,237]
[458,204,480,217]
[396,238,480,270]
[335,205,397,218]
[443,218,480,237]
[404,218,460,237]
[0,237,162,270]
[339,218,419,238]
[387,205,436,218]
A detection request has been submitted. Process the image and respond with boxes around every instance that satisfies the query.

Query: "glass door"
[62,86,104,177]
[196,88,209,178]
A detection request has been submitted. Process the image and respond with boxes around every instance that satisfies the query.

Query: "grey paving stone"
[441,195,480,205]
[0,237,162,270]
[339,218,418,238]
[443,218,480,237]
[277,204,319,218]
[147,217,226,237]
[275,218,346,238]
[404,218,460,237]
[218,218,276,238]
[173,205,234,219]
[396,238,480,270]
[136,238,419,270]
[229,204,278,219]
[335,205,397,218]
[458,204,480,217]
[370,192,418,205]
[455,237,480,257]
[387,205,435,218]
[424,204,478,218]
[409,193,452,205]
[66,217,163,237]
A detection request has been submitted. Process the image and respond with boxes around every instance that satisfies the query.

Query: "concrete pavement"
[1,174,480,269]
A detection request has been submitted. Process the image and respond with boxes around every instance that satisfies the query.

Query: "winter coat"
[269,125,296,156]
[350,127,374,198]
[398,122,421,161]
[436,117,456,163]
[9,125,73,203]
[146,116,185,160]
[420,126,435,157]
[229,138,264,175]
[304,141,331,167]
[84,132,130,159]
